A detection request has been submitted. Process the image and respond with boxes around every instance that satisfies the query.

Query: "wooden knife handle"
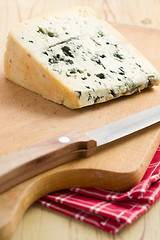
[0,131,97,194]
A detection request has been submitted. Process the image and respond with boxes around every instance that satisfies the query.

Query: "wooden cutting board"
[0,23,160,240]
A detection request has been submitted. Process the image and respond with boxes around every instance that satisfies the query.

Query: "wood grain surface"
[0,0,160,240]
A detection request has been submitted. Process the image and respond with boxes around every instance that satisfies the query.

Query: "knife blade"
[0,105,160,194]
[86,104,160,146]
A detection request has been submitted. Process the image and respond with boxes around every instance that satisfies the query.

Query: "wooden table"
[0,0,160,239]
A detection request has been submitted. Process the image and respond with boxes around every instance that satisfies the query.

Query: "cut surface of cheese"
[4,7,160,109]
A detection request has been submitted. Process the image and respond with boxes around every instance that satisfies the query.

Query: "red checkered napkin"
[36,145,160,233]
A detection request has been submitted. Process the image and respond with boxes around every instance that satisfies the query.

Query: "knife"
[0,105,160,194]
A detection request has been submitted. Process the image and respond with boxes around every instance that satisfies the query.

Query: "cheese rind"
[4,7,160,109]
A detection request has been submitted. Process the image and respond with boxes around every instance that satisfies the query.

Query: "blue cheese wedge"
[4,7,160,109]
